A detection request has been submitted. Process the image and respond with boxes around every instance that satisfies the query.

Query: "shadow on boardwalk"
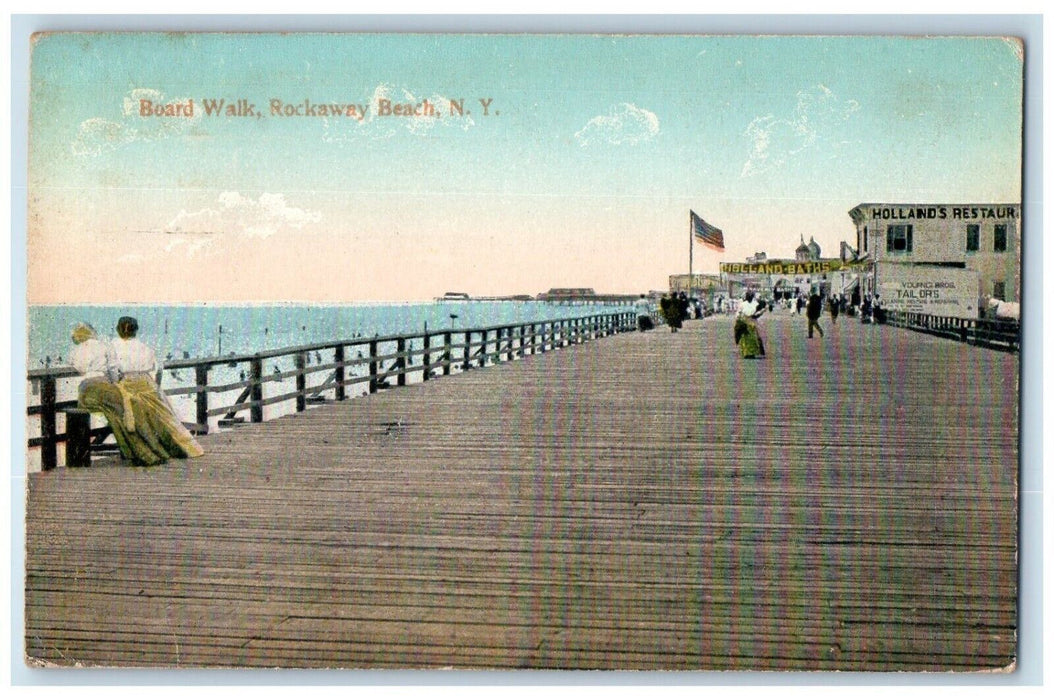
[25,312,1018,671]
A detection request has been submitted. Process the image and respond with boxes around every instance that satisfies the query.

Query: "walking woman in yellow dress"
[733,291,766,359]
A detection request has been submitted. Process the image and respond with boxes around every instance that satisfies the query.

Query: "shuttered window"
[886,225,913,253]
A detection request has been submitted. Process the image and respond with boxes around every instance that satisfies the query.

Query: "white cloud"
[71,118,126,157]
[165,191,321,239]
[740,84,860,178]
[575,103,660,146]
[72,88,200,157]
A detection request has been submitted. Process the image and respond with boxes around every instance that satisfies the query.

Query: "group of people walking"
[69,317,203,466]
[636,286,884,361]
[635,292,711,333]
[731,288,887,358]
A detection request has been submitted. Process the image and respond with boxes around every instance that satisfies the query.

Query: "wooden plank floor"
[24,312,1019,671]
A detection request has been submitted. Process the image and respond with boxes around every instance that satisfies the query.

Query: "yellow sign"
[720,259,873,275]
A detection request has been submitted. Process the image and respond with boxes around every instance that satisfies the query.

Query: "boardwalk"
[24,312,1019,671]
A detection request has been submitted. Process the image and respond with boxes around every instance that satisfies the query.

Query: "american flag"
[691,210,725,251]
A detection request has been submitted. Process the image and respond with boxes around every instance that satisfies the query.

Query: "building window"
[863,226,868,253]
[994,224,1008,252]
[886,224,913,253]
[993,281,1006,300]
[966,224,980,252]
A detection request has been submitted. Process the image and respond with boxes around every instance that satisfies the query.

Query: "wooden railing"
[882,310,1019,352]
[27,312,637,470]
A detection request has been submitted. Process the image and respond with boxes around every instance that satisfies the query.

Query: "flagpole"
[688,211,693,296]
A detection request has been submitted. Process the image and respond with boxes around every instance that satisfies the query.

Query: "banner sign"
[719,259,873,275]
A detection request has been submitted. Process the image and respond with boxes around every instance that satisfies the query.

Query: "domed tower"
[807,236,821,261]
[795,235,811,262]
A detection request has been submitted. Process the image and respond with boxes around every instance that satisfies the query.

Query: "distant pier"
[436,288,639,305]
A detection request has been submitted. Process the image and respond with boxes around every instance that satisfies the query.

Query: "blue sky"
[28,33,1023,302]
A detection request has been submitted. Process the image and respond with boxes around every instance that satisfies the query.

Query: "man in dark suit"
[806,292,825,339]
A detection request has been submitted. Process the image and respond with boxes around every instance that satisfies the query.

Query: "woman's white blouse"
[111,337,158,374]
[70,338,115,379]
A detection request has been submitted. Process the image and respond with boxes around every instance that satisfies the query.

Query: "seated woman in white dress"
[71,322,137,460]
[70,322,115,386]
[107,316,204,466]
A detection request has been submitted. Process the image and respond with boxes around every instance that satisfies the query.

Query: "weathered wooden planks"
[24,313,1018,671]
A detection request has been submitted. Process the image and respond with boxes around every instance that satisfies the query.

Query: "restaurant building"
[848,203,1020,318]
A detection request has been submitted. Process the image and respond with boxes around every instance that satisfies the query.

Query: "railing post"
[443,332,452,376]
[479,329,488,368]
[463,331,472,370]
[369,339,379,393]
[250,357,264,423]
[195,364,209,434]
[397,338,407,387]
[334,345,346,401]
[65,409,91,467]
[40,376,57,471]
[504,327,513,362]
[423,334,431,381]
[295,352,307,412]
[519,325,527,358]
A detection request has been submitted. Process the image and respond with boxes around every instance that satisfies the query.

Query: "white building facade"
[848,203,1020,315]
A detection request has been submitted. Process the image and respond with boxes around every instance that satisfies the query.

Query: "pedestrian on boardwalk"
[635,294,654,332]
[734,290,766,359]
[829,294,840,324]
[659,293,683,332]
[677,292,691,324]
[872,293,885,324]
[109,316,204,466]
[806,291,825,338]
[861,295,873,324]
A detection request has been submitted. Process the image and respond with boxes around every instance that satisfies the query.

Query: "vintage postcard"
[23,32,1022,672]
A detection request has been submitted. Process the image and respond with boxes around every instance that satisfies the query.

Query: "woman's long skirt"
[734,317,765,358]
[78,376,203,466]
[661,306,683,329]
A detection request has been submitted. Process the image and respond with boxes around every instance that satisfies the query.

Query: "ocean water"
[28,301,629,369]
